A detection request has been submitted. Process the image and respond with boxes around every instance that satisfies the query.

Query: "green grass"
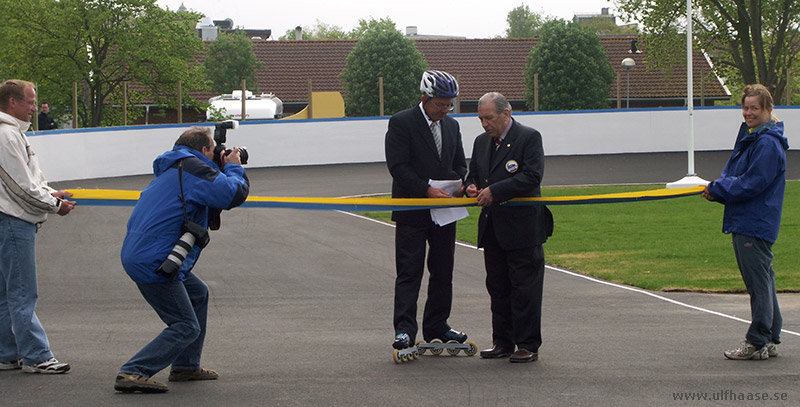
[361,181,800,293]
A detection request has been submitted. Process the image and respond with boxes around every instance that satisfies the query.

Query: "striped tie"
[430,122,442,157]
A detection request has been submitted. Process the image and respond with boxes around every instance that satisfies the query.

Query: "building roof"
[192,36,729,106]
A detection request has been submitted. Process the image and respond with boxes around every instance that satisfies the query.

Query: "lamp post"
[621,58,635,108]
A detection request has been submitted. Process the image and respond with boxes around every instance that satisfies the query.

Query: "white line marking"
[337,209,800,338]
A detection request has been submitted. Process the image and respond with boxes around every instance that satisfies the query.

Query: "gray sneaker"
[767,341,778,357]
[0,359,21,371]
[724,340,769,360]
[21,357,70,374]
[115,373,169,393]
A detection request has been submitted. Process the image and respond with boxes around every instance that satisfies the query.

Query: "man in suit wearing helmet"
[385,71,469,353]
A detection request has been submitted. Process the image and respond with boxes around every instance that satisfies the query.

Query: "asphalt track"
[2,151,799,406]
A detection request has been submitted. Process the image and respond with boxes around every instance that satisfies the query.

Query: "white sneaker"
[724,340,769,360]
[0,359,21,371]
[767,341,778,357]
[21,357,71,374]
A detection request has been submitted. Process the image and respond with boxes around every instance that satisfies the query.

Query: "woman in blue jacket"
[703,84,788,360]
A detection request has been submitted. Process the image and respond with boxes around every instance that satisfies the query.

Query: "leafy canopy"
[524,20,616,111]
[505,4,548,38]
[616,0,800,102]
[280,19,353,40]
[204,31,263,94]
[0,0,206,127]
[340,18,427,117]
[280,18,399,40]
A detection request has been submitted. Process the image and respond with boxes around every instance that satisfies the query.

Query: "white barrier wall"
[30,106,798,182]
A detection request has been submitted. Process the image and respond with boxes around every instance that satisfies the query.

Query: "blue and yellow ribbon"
[66,186,705,211]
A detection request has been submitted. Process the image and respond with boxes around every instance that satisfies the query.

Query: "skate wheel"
[411,350,419,360]
[430,339,444,356]
[446,340,460,356]
[400,353,409,363]
[393,349,402,364]
[464,341,478,356]
[415,340,426,355]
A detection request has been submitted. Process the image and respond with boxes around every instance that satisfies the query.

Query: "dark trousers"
[119,273,209,377]
[393,221,455,342]
[732,233,782,347]
[483,223,544,352]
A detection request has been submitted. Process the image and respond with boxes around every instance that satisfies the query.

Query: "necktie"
[430,122,442,157]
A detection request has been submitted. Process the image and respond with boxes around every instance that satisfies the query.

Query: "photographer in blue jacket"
[115,126,249,393]
[703,84,788,361]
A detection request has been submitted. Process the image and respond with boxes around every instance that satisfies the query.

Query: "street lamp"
[621,58,635,108]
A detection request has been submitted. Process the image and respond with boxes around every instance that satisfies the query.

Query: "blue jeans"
[0,213,54,365]
[732,234,782,347]
[119,273,209,377]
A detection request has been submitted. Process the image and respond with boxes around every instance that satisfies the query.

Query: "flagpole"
[667,0,709,188]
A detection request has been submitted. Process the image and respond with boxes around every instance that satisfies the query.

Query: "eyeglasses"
[431,100,454,112]
[13,97,36,107]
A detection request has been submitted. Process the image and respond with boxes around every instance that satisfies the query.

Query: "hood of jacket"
[737,120,788,151]
[0,110,32,132]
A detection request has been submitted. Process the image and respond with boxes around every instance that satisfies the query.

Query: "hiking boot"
[0,359,21,371]
[767,341,778,357]
[392,333,412,350]
[724,340,769,360]
[21,357,70,374]
[168,367,218,382]
[114,373,169,393]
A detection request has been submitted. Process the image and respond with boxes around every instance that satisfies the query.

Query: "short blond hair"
[0,79,35,110]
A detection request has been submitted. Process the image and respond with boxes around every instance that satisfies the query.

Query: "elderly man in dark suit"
[466,92,553,363]
[385,71,468,353]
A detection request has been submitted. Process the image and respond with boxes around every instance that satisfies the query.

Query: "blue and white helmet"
[420,70,459,98]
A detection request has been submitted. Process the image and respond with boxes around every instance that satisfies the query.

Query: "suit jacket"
[385,105,467,226]
[465,119,553,250]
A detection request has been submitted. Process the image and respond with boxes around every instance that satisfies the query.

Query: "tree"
[576,16,639,35]
[506,4,547,38]
[280,20,352,40]
[0,0,206,127]
[340,18,427,117]
[204,31,263,94]
[616,0,800,102]
[349,17,398,39]
[524,20,616,111]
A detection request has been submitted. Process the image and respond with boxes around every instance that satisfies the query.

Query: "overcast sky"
[156,0,625,39]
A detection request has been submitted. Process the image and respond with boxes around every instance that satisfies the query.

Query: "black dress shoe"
[509,348,538,363]
[479,344,514,359]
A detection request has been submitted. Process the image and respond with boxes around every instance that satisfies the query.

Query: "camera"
[213,120,249,167]
[156,220,210,279]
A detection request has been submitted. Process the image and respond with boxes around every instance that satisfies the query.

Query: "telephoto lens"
[157,232,196,277]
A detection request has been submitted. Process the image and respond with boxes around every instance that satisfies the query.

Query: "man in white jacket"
[0,79,75,374]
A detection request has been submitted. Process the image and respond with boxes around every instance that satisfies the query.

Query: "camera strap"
[177,159,190,223]
[176,159,211,248]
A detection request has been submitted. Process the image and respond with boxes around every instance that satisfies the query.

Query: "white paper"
[428,179,469,226]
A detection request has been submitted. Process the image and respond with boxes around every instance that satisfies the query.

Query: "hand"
[52,190,73,199]
[701,186,715,201]
[426,186,452,198]
[476,187,494,207]
[452,185,466,198]
[56,198,76,215]
[466,184,479,198]
[222,147,242,165]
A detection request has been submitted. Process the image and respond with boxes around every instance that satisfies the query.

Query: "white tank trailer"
[207,90,284,121]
